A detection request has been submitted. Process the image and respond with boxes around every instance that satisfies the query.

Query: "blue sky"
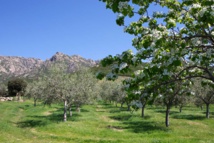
[0,0,134,61]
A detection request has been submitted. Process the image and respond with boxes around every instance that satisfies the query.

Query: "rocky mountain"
[0,52,98,82]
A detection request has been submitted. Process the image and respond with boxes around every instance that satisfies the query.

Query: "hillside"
[0,52,98,82]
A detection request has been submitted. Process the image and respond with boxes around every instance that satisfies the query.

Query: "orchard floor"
[0,101,214,143]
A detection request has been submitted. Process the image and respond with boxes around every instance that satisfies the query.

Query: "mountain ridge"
[0,52,98,82]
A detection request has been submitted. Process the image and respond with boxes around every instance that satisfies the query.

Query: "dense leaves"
[7,78,27,97]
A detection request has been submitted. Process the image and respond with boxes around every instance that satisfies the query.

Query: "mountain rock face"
[0,52,98,82]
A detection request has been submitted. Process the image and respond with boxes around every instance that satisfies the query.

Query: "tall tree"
[98,0,214,127]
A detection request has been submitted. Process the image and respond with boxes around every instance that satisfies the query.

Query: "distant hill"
[0,52,98,83]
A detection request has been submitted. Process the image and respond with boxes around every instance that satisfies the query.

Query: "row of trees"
[98,0,214,127]
[22,63,124,122]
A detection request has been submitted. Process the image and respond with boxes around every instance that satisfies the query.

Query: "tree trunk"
[200,105,203,111]
[76,105,81,113]
[121,102,124,108]
[64,100,67,122]
[165,105,170,127]
[179,106,182,113]
[127,105,131,111]
[34,98,37,107]
[69,107,72,117]
[206,103,210,119]
[16,92,20,101]
[141,104,146,118]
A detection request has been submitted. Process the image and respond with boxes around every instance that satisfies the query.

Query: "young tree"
[43,63,74,121]
[25,77,47,106]
[71,68,97,113]
[192,79,214,118]
[7,78,27,101]
[175,95,191,113]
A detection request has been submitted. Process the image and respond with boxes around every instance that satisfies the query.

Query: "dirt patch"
[107,125,124,132]
[96,109,106,112]
[43,111,52,116]
[187,121,207,128]
[43,109,57,116]
[100,115,117,123]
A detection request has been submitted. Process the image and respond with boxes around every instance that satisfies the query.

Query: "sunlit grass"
[0,101,214,143]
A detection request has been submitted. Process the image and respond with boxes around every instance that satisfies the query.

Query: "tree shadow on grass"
[17,120,48,128]
[154,109,179,115]
[80,108,89,112]
[110,114,133,121]
[123,121,168,133]
[109,114,166,133]
[16,107,83,128]
[171,114,206,120]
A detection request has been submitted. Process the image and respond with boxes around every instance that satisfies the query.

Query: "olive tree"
[25,77,48,106]
[70,68,98,113]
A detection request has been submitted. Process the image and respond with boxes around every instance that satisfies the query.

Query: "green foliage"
[99,0,214,126]
[0,84,7,97]
[7,78,27,97]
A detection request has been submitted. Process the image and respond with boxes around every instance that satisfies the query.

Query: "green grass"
[0,101,214,143]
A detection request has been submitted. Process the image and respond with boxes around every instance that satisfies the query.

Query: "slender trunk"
[69,107,72,117]
[206,103,210,119]
[201,105,203,111]
[76,105,81,113]
[141,104,146,118]
[127,105,131,111]
[16,92,20,101]
[165,105,170,127]
[64,100,67,122]
[34,98,37,107]
[179,106,182,113]
[121,102,124,108]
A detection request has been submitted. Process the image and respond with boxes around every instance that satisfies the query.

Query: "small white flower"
[211,31,214,36]
[192,3,201,9]
[119,62,128,70]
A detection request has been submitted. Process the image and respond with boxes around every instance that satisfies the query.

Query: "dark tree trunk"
[179,106,182,113]
[64,100,67,122]
[141,104,146,118]
[34,98,37,107]
[121,102,124,108]
[165,105,170,127]
[127,105,131,111]
[206,103,210,119]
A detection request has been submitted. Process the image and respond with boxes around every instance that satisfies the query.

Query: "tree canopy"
[7,78,27,97]
[98,0,214,97]
[98,0,214,126]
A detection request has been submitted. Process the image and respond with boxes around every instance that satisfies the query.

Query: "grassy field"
[0,101,214,143]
